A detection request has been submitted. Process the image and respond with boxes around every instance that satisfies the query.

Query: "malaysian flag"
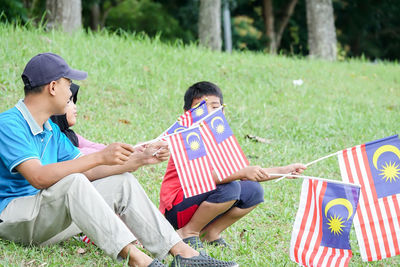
[290,178,360,267]
[167,126,216,197]
[200,109,248,181]
[179,100,208,127]
[338,135,400,261]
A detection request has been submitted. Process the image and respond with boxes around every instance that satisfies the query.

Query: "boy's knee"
[210,181,241,203]
[238,181,264,208]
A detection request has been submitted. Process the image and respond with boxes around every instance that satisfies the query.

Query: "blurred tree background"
[1,0,399,60]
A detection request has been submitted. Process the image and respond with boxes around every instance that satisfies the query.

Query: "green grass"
[0,24,399,266]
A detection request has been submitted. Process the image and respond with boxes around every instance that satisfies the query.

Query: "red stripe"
[294,180,313,263]
[337,249,345,267]
[342,149,372,261]
[173,134,193,197]
[301,180,318,264]
[226,137,246,169]
[217,139,236,176]
[171,135,191,197]
[177,134,197,197]
[317,246,329,266]
[308,181,328,265]
[344,250,352,266]
[326,248,336,267]
[392,194,400,233]
[382,196,400,255]
[201,125,228,178]
[360,144,391,258]
[200,126,225,179]
[351,146,382,260]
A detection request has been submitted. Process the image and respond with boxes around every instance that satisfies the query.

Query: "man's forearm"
[84,159,143,181]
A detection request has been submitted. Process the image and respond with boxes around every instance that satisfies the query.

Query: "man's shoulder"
[0,107,25,128]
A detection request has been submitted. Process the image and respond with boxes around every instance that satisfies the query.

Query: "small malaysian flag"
[179,100,208,127]
[168,126,215,197]
[338,135,400,261]
[290,178,360,267]
[199,109,248,181]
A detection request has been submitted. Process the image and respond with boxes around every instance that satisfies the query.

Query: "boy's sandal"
[207,237,232,249]
[182,236,204,250]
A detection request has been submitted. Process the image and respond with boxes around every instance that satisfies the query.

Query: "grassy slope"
[0,24,399,266]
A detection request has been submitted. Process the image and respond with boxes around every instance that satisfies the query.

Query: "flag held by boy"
[200,109,249,181]
[290,178,360,267]
[338,135,400,261]
[179,100,208,127]
[167,126,215,197]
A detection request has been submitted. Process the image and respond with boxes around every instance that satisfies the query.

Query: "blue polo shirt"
[0,100,82,214]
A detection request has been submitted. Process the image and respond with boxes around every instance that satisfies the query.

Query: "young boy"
[159,81,306,249]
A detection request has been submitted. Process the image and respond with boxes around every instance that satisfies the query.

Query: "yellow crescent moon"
[372,145,400,169]
[325,198,353,221]
[211,116,224,129]
[174,127,186,133]
[186,132,200,144]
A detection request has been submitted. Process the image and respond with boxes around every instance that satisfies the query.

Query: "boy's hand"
[241,166,269,182]
[100,143,135,165]
[284,163,307,179]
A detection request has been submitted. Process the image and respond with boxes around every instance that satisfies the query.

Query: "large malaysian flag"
[338,135,400,261]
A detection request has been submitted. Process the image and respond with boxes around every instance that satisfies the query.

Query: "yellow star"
[327,214,345,235]
[190,140,200,151]
[195,108,204,117]
[379,161,400,183]
[216,124,225,134]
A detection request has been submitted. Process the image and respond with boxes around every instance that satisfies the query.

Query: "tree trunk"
[275,0,298,49]
[222,0,232,53]
[46,0,82,33]
[263,0,277,53]
[306,0,337,60]
[198,0,222,51]
[90,3,100,31]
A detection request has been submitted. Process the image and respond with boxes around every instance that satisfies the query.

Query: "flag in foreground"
[168,126,215,197]
[179,100,208,127]
[338,135,400,261]
[200,109,248,181]
[290,178,360,267]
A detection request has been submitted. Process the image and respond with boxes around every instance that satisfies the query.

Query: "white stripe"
[9,156,39,174]
[355,145,387,259]
[297,180,316,265]
[305,180,323,265]
[346,147,378,260]
[225,137,244,169]
[174,134,194,197]
[338,152,367,259]
[337,250,349,267]
[290,179,310,263]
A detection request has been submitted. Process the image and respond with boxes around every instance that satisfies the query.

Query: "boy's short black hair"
[184,81,223,111]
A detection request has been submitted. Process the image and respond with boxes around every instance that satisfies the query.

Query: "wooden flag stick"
[269,173,360,187]
[274,151,341,183]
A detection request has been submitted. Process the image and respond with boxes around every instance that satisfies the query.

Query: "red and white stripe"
[168,132,215,198]
[290,179,352,267]
[200,123,249,181]
[179,110,193,128]
[338,145,400,261]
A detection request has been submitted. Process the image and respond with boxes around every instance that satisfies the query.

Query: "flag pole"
[274,151,341,183]
[269,173,360,187]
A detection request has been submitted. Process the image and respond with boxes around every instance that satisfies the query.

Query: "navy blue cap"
[21,53,87,88]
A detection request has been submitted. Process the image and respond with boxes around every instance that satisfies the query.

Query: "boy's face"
[191,95,221,113]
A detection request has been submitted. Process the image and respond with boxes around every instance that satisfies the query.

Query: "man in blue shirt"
[0,53,238,267]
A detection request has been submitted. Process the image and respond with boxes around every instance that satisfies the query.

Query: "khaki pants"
[0,173,181,260]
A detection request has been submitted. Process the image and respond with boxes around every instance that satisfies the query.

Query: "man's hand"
[241,166,269,182]
[100,142,135,165]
